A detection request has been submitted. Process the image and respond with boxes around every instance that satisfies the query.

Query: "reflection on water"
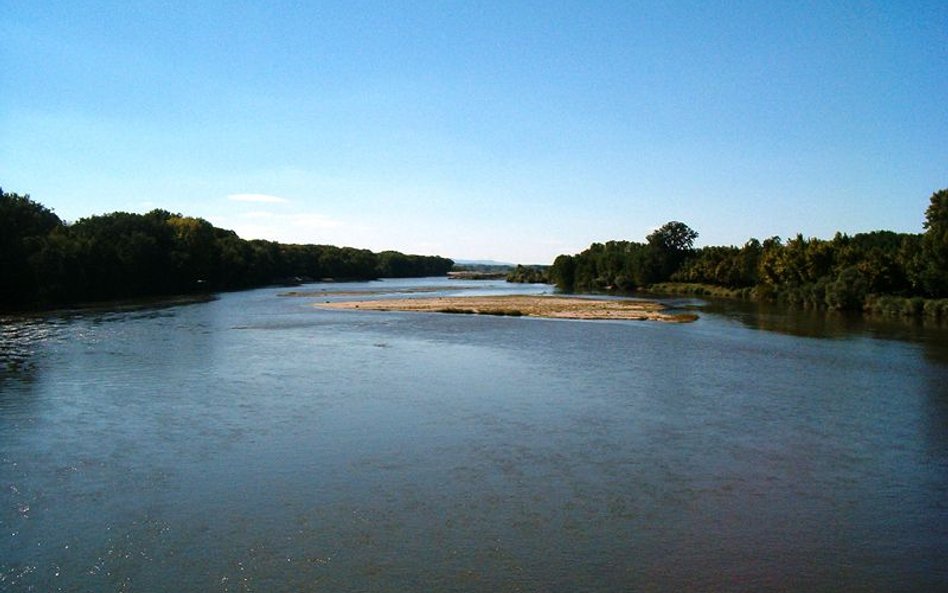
[697,296,948,344]
[1,279,946,592]
[0,318,64,382]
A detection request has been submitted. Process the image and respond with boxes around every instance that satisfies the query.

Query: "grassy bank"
[864,295,948,320]
[646,282,757,300]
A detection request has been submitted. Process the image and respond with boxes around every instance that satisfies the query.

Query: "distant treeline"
[506,264,550,284]
[0,190,454,311]
[549,188,948,318]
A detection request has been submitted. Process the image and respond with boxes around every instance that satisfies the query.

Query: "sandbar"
[315,295,697,323]
[279,286,480,298]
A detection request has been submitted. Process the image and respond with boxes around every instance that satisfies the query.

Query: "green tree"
[0,190,64,306]
[921,188,948,296]
[646,221,698,281]
[167,216,221,290]
[550,254,576,290]
[825,266,868,310]
[646,221,698,252]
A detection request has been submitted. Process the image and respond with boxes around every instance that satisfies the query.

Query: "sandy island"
[315,295,698,323]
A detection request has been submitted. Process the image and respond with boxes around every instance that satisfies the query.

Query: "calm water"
[2,278,946,592]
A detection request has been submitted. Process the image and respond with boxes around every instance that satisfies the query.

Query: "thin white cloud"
[227,193,289,204]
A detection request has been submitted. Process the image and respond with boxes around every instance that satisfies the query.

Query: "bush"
[904,297,925,317]
[923,299,948,319]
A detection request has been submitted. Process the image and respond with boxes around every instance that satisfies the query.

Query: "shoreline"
[315,295,698,323]
[0,293,217,318]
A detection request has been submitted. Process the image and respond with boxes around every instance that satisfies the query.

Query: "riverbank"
[316,295,698,322]
[447,271,509,280]
[646,282,756,300]
[0,293,218,318]
[646,281,948,322]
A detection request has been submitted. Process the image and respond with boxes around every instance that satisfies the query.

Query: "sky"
[2,1,945,264]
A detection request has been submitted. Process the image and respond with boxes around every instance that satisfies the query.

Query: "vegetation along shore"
[0,188,453,312]
[545,188,948,321]
[3,186,946,322]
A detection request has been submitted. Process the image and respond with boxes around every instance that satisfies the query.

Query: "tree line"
[0,189,454,311]
[548,189,948,317]
[549,220,700,291]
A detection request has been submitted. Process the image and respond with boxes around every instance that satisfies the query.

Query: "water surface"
[2,278,946,592]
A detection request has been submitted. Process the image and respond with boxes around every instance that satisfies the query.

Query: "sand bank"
[315,295,697,323]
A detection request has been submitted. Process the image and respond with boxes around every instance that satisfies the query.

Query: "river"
[2,278,946,592]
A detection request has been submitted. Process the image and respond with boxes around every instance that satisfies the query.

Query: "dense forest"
[0,189,453,311]
[549,189,948,318]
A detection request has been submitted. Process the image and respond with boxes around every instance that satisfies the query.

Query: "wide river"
[2,278,946,592]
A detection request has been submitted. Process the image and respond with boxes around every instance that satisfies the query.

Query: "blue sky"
[2,1,945,264]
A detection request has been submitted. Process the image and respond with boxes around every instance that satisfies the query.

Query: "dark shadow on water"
[694,296,948,343]
[920,344,948,459]
[0,317,66,386]
[0,294,216,388]
[53,293,217,322]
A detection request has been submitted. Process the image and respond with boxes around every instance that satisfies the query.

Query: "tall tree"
[0,190,64,306]
[920,189,948,296]
[646,221,698,252]
[647,221,698,280]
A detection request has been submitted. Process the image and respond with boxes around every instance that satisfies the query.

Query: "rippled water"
[2,279,946,592]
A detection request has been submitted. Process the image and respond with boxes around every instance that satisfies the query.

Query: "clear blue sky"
[2,1,945,264]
